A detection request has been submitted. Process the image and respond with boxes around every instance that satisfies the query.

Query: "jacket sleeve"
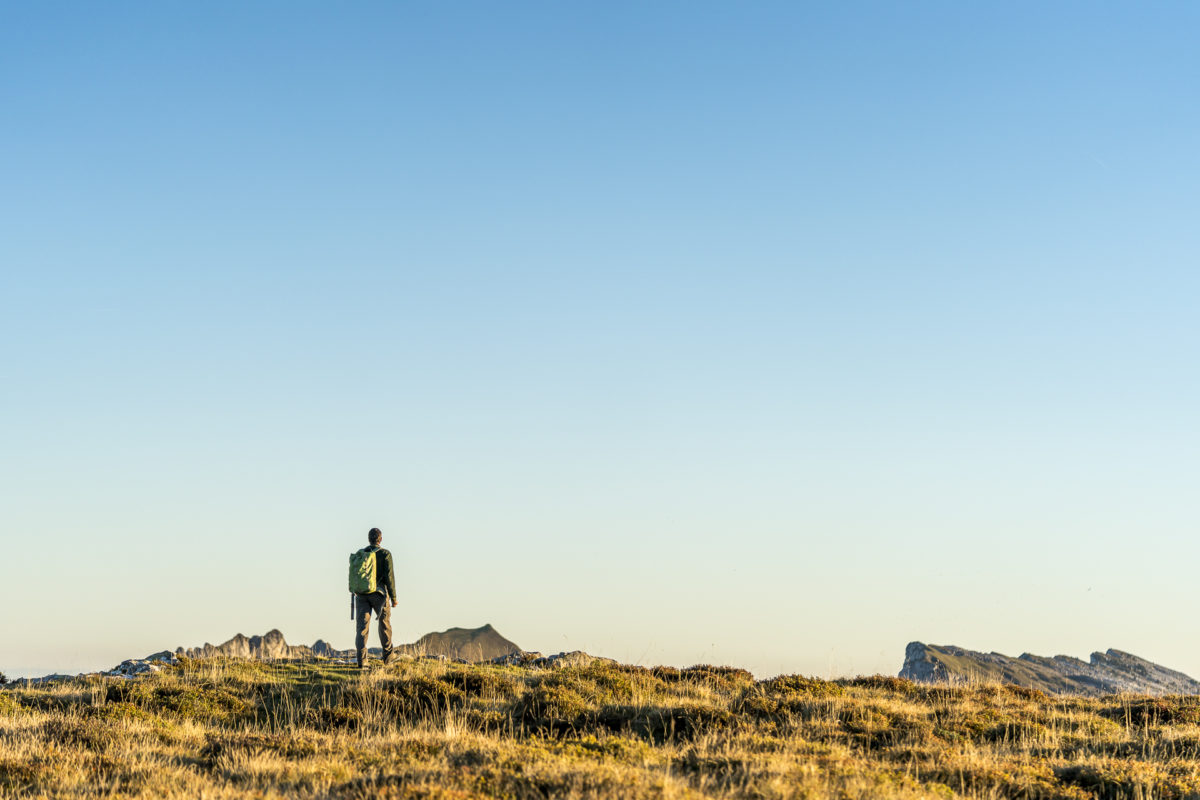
[382,549,398,601]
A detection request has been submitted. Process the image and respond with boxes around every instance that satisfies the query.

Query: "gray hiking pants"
[354,592,393,666]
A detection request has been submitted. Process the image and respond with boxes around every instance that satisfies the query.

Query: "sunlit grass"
[4,657,1200,798]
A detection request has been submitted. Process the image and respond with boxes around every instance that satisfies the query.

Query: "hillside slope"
[6,657,1200,798]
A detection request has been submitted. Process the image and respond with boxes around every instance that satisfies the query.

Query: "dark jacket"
[360,545,397,601]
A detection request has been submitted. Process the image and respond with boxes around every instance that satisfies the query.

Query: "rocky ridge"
[900,642,1200,696]
[178,624,521,663]
[178,630,309,660]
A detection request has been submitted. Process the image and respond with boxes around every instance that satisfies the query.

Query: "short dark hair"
[368,528,382,545]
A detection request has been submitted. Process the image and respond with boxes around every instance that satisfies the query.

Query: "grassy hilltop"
[5,658,1200,799]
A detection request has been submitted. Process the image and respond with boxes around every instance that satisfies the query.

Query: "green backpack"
[348,548,377,594]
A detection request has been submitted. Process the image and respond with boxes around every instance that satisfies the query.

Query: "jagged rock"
[900,642,1200,696]
[899,642,948,683]
[105,652,180,679]
[177,629,312,661]
[173,625,521,664]
[4,674,75,687]
[490,651,544,666]
[108,661,159,679]
[531,651,616,670]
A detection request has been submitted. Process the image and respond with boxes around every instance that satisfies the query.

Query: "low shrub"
[308,705,363,731]
[105,680,248,721]
[443,668,518,700]
[1104,698,1200,727]
[200,731,319,766]
[377,674,466,718]
[514,684,595,734]
[844,675,917,694]
[596,704,733,743]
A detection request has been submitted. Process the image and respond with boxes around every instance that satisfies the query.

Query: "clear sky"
[2,3,1198,680]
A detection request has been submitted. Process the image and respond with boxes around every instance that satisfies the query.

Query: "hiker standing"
[348,527,397,668]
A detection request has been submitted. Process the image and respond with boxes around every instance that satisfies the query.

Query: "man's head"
[368,528,382,546]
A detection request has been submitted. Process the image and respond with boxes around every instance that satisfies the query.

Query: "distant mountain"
[178,624,522,664]
[900,642,1200,696]
[399,624,520,662]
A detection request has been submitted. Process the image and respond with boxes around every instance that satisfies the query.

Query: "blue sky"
[2,3,1199,679]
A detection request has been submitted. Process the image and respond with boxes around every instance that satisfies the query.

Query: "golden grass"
[4,658,1200,798]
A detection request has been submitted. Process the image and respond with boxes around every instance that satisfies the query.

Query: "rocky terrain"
[4,625,618,685]
[900,641,1200,695]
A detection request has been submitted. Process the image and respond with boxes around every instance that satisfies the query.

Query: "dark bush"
[1103,698,1200,727]
[1054,763,1148,800]
[651,665,754,692]
[844,675,917,693]
[760,675,844,697]
[0,759,51,792]
[105,681,248,721]
[308,705,363,731]
[1002,684,1049,702]
[377,674,466,717]
[735,674,844,721]
[444,669,518,699]
[597,704,733,743]
[514,684,595,734]
[201,732,318,767]
[674,750,751,786]
[41,719,117,752]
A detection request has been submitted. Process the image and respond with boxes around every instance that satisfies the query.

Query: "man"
[353,527,397,668]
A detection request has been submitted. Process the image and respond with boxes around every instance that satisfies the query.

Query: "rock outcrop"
[900,642,1200,696]
[489,650,616,670]
[3,673,75,687]
[106,651,180,679]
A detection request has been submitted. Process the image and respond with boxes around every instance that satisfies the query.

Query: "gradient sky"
[3,3,1199,680]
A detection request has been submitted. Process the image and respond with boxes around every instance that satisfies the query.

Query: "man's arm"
[383,549,398,607]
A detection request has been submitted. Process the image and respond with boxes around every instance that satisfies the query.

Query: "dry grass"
[4,658,1200,798]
